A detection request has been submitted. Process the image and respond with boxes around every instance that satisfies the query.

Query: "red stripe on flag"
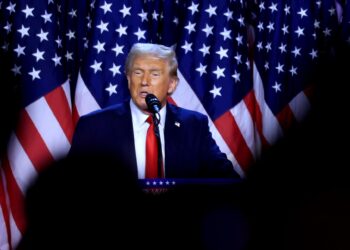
[15,110,54,172]
[276,105,296,133]
[166,96,177,106]
[45,86,74,143]
[0,171,12,250]
[2,156,26,235]
[72,104,80,128]
[214,111,254,172]
[304,85,316,104]
[244,91,270,149]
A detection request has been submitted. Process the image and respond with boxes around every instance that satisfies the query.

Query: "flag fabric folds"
[251,0,339,155]
[172,1,252,174]
[0,0,344,249]
[0,0,87,249]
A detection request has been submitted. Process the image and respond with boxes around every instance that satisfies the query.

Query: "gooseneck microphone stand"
[152,112,163,178]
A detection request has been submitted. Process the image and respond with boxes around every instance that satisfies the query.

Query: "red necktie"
[145,115,159,178]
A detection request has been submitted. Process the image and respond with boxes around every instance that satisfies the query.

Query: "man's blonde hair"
[125,43,178,80]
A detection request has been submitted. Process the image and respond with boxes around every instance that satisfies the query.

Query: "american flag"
[251,0,339,159]
[0,0,86,249]
[0,0,341,249]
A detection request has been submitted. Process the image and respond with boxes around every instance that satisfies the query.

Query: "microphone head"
[145,94,161,113]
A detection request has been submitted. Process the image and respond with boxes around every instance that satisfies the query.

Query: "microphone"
[145,94,161,114]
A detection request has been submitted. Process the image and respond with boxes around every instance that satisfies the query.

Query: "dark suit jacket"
[69,101,238,178]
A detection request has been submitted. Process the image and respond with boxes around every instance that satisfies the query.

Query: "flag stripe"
[7,134,38,195]
[0,171,11,250]
[15,111,54,172]
[74,72,101,117]
[244,90,270,150]
[62,80,73,112]
[172,71,210,114]
[26,98,71,161]
[0,1,86,248]
[276,105,296,132]
[169,94,247,176]
[170,90,248,177]
[2,156,26,235]
[45,83,74,144]
[8,212,21,250]
[166,96,177,106]
[288,91,311,123]
[0,208,10,250]
[72,104,80,128]
[214,111,254,172]
[252,62,284,144]
[303,85,316,102]
[173,70,242,174]
[230,100,261,160]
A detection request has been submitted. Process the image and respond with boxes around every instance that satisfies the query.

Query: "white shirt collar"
[129,99,166,128]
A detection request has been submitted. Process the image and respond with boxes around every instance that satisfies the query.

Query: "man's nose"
[141,73,149,86]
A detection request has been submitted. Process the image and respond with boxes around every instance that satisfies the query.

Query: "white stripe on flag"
[253,62,283,144]
[7,134,38,194]
[62,79,72,112]
[0,207,10,250]
[0,168,10,250]
[9,212,21,250]
[25,98,71,160]
[230,101,262,160]
[289,91,311,123]
[0,166,22,250]
[75,71,100,117]
[173,70,242,174]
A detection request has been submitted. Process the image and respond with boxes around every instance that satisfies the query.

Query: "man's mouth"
[140,91,149,98]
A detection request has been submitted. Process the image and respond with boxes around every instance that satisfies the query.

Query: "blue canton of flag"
[175,0,251,121]
[0,0,86,106]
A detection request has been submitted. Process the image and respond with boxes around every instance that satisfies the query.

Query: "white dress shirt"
[130,99,166,179]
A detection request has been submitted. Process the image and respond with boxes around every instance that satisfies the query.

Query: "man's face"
[127,54,177,113]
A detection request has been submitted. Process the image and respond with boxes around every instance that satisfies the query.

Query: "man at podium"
[69,43,239,180]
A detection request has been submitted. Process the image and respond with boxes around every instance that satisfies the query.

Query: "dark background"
[243,40,350,250]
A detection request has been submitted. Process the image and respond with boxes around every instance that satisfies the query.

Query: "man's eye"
[152,72,160,77]
[134,70,142,75]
